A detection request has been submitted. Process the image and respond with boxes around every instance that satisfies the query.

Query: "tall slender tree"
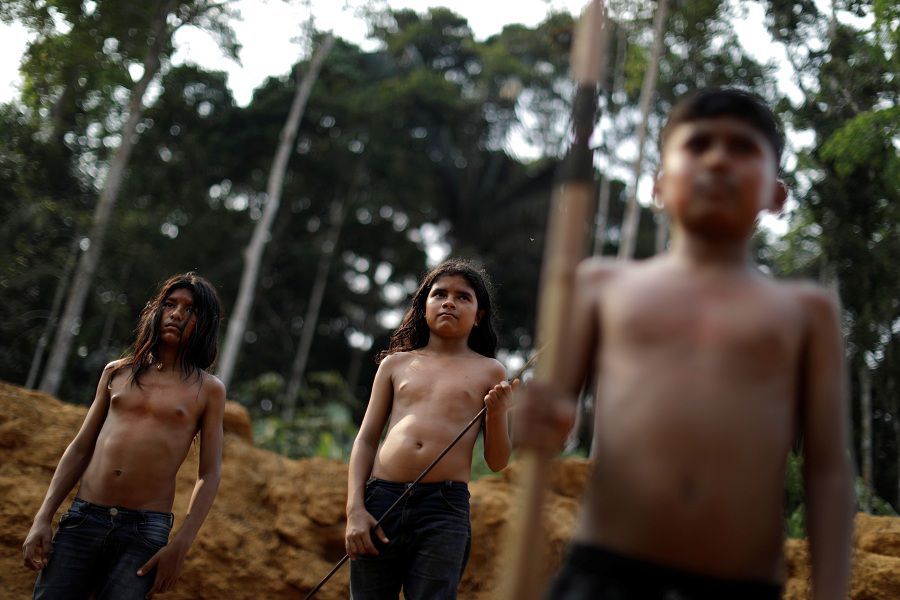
[617,0,668,260]
[217,34,335,388]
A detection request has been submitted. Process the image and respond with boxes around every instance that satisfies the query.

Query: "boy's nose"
[703,142,730,168]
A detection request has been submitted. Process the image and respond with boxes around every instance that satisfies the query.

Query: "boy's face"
[656,117,786,240]
[425,275,482,338]
[159,287,197,348]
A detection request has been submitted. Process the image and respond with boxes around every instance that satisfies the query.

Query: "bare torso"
[78,366,209,512]
[578,257,808,582]
[372,351,502,483]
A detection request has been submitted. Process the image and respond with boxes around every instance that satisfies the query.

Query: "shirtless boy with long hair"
[23,272,226,600]
[345,259,516,599]
[516,88,853,599]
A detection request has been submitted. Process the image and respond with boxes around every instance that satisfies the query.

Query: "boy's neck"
[668,228,755,272]
[423,334,472,356]
[154,344,183,372]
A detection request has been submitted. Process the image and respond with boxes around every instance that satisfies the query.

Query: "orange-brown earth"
[1,381,898,599]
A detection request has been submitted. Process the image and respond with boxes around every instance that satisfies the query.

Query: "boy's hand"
[138,539,188,598]
[22,519,53,571]
[512,380,576,455]
[484,378,519,414]
[345,508,389,558]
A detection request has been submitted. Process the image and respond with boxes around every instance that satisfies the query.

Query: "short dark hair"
[378,259,499,362]
[660,88,784,168]
[120,272,223,385]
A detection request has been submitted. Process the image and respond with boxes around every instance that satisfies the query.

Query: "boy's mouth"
[694,171,738,198]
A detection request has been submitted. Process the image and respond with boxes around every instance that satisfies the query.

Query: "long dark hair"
[119,272,223,386]
[378,259,498,362]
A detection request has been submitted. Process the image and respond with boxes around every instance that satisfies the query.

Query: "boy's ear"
[769,179,788,214]
[652,170,665,212]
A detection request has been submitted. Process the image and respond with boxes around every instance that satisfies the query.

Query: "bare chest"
[108,379,203,428]
[603,282,803,369]
[394,364,487,416]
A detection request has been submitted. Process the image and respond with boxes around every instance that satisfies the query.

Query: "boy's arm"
[345,355,395,557]
[799,288,853,600]
[514,259,607,453]
[22,361,118,571]
[139,374,226,595]
[483,361,516,471]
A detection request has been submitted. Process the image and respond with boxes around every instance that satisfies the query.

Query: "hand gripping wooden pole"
[498,2,607,599]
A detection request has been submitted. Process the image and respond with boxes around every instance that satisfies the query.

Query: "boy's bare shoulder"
[378,351,415,372]
[779,279,841,323]
[199,371,226,404]
[103,358,130,383]
[762,277,841,335]
[576,256,627,285]
[475,355,507,380]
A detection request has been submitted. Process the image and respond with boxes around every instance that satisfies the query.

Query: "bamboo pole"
[498,3,607,599]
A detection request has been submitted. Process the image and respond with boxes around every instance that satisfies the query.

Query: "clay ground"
[1,381,898,599]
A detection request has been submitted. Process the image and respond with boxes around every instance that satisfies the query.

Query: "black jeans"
[33,498,173,600]
[545,543,782,600]
[350,479,472,600]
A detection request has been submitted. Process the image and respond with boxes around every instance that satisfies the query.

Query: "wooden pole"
[498,2,607,599]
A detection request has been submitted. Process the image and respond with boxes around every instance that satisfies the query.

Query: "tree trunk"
[593,26,627,256]
[282,195,346,421]
[217,34,335,389]
[38,2,174,396]
[860,362,873,513]
[617,0,669,260]
[26,236,80,389]
[99,261,132,351]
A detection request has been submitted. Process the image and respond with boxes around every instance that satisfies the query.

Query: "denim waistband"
[565,542,781,596]
[367,478,468,492]
[72,497,174,525]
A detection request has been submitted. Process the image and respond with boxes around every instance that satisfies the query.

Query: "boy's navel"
[680,476,697,502]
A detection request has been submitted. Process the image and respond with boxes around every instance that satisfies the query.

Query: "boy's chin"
[678,214,755,240]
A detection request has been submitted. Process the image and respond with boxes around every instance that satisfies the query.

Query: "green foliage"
[820,106,900,182]
[240,371,358,459]
[761,0,899,507]
[784,453,898,539]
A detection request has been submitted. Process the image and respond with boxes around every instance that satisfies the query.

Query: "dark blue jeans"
[350,479,472,600]
[545,543,782,600]
[33,497,173,600]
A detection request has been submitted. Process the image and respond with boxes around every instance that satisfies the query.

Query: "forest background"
[1,0,897,531]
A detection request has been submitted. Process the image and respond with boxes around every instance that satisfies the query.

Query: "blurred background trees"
[1,0,897,513]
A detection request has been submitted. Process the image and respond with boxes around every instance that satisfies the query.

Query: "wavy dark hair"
[118,272,223,386]
[378,259,499,362]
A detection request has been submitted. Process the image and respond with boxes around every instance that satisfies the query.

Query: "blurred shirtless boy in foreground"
[516,88,853,600]
[24,272,226,600]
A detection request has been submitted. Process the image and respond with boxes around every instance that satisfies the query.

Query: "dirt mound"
[1,381,898,599]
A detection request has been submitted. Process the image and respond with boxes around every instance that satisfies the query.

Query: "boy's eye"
[729,137,757,154]
[685,135,711,153]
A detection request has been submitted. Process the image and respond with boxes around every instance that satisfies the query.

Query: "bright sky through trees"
[0,0,827,235]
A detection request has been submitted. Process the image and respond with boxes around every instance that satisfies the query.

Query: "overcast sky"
[0,0,803,234]
[1,0,795,106]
